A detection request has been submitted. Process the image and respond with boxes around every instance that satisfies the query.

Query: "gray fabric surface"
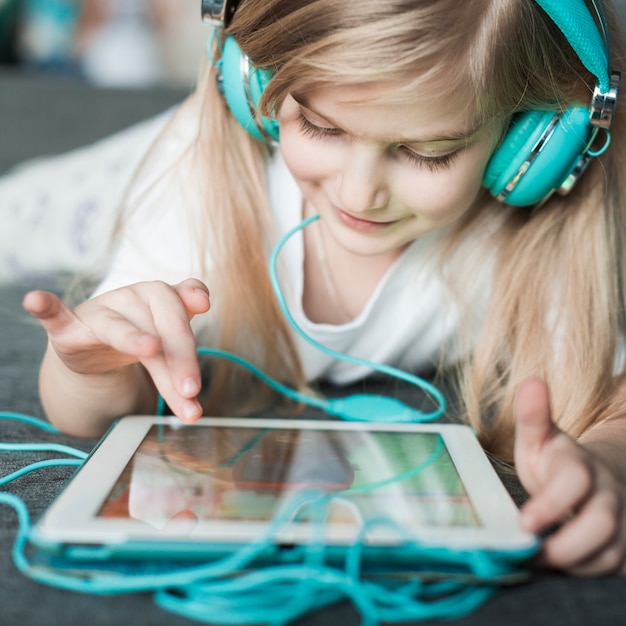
[0,68,188,175]
[1,71,626,625]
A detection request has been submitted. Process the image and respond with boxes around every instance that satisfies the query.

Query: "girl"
[20,0,626,578]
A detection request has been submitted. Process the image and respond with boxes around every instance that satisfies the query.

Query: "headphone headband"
[201,0,240,27]
[536,0,609,89]
[535,0,619,129]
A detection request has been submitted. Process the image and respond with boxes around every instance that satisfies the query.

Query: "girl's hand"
[514,378,626,576]
[22,279,211,423]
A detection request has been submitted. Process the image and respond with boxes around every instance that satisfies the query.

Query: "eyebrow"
[291,93,480,146]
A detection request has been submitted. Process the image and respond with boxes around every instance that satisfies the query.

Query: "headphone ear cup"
[483,107,594,206]
[219,35,279,142]
[483,111,551,194]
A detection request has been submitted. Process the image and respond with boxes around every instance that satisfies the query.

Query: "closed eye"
[397,146,461,172]
[297,109,462,172]
[297,111,343,139]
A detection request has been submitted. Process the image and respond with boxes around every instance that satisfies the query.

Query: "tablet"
[31,416,538,566]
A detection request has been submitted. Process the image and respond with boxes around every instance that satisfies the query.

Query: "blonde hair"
[123,0,626,460]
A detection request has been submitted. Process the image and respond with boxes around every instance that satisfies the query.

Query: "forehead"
[292,81,479,145]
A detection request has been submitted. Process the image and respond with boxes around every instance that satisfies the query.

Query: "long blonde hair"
[125,0,626,459]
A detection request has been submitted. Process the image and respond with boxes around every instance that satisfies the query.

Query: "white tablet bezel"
[32,416,537,554]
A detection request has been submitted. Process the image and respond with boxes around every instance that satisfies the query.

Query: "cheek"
[400,153,489,220]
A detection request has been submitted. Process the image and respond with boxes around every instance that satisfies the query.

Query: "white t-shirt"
[92,117,469,386]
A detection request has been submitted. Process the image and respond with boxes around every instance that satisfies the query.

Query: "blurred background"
[2,1,626,90]
[0,0,207,88]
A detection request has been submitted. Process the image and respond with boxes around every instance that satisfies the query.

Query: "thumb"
[22,290,77,337]
[514,377,559,487]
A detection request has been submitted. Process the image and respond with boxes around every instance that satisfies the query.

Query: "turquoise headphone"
[202,0,620,207]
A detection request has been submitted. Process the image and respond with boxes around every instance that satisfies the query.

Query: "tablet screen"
[97,424,480,532]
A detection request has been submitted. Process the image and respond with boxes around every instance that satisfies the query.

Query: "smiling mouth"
[335,207,401,232]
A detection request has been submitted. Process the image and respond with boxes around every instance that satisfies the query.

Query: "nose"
[335,147,390,213]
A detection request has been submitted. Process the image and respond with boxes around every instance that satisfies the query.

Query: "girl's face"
[278,82,503,257]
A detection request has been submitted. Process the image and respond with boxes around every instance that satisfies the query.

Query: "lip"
[334,207,400,233]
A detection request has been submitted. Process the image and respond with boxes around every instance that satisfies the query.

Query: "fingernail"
[181,400,201,422]
[194,287,210,301]
[181,377,199,397]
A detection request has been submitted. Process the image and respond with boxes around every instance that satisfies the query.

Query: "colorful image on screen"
[98,425,480,531]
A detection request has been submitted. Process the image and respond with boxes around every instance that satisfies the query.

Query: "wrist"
[40,345,157,437]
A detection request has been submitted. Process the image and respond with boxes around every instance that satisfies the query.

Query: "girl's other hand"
[514,378,626,576]
[22,278,211,424]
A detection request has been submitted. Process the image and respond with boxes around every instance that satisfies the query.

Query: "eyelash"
[297,112,341,139]
[296,111,461,172]
[400,148,460,172]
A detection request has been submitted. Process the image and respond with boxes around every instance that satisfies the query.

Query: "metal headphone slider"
[590,71,620,129]
[201,0,240,27]
[557,153,592,196]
